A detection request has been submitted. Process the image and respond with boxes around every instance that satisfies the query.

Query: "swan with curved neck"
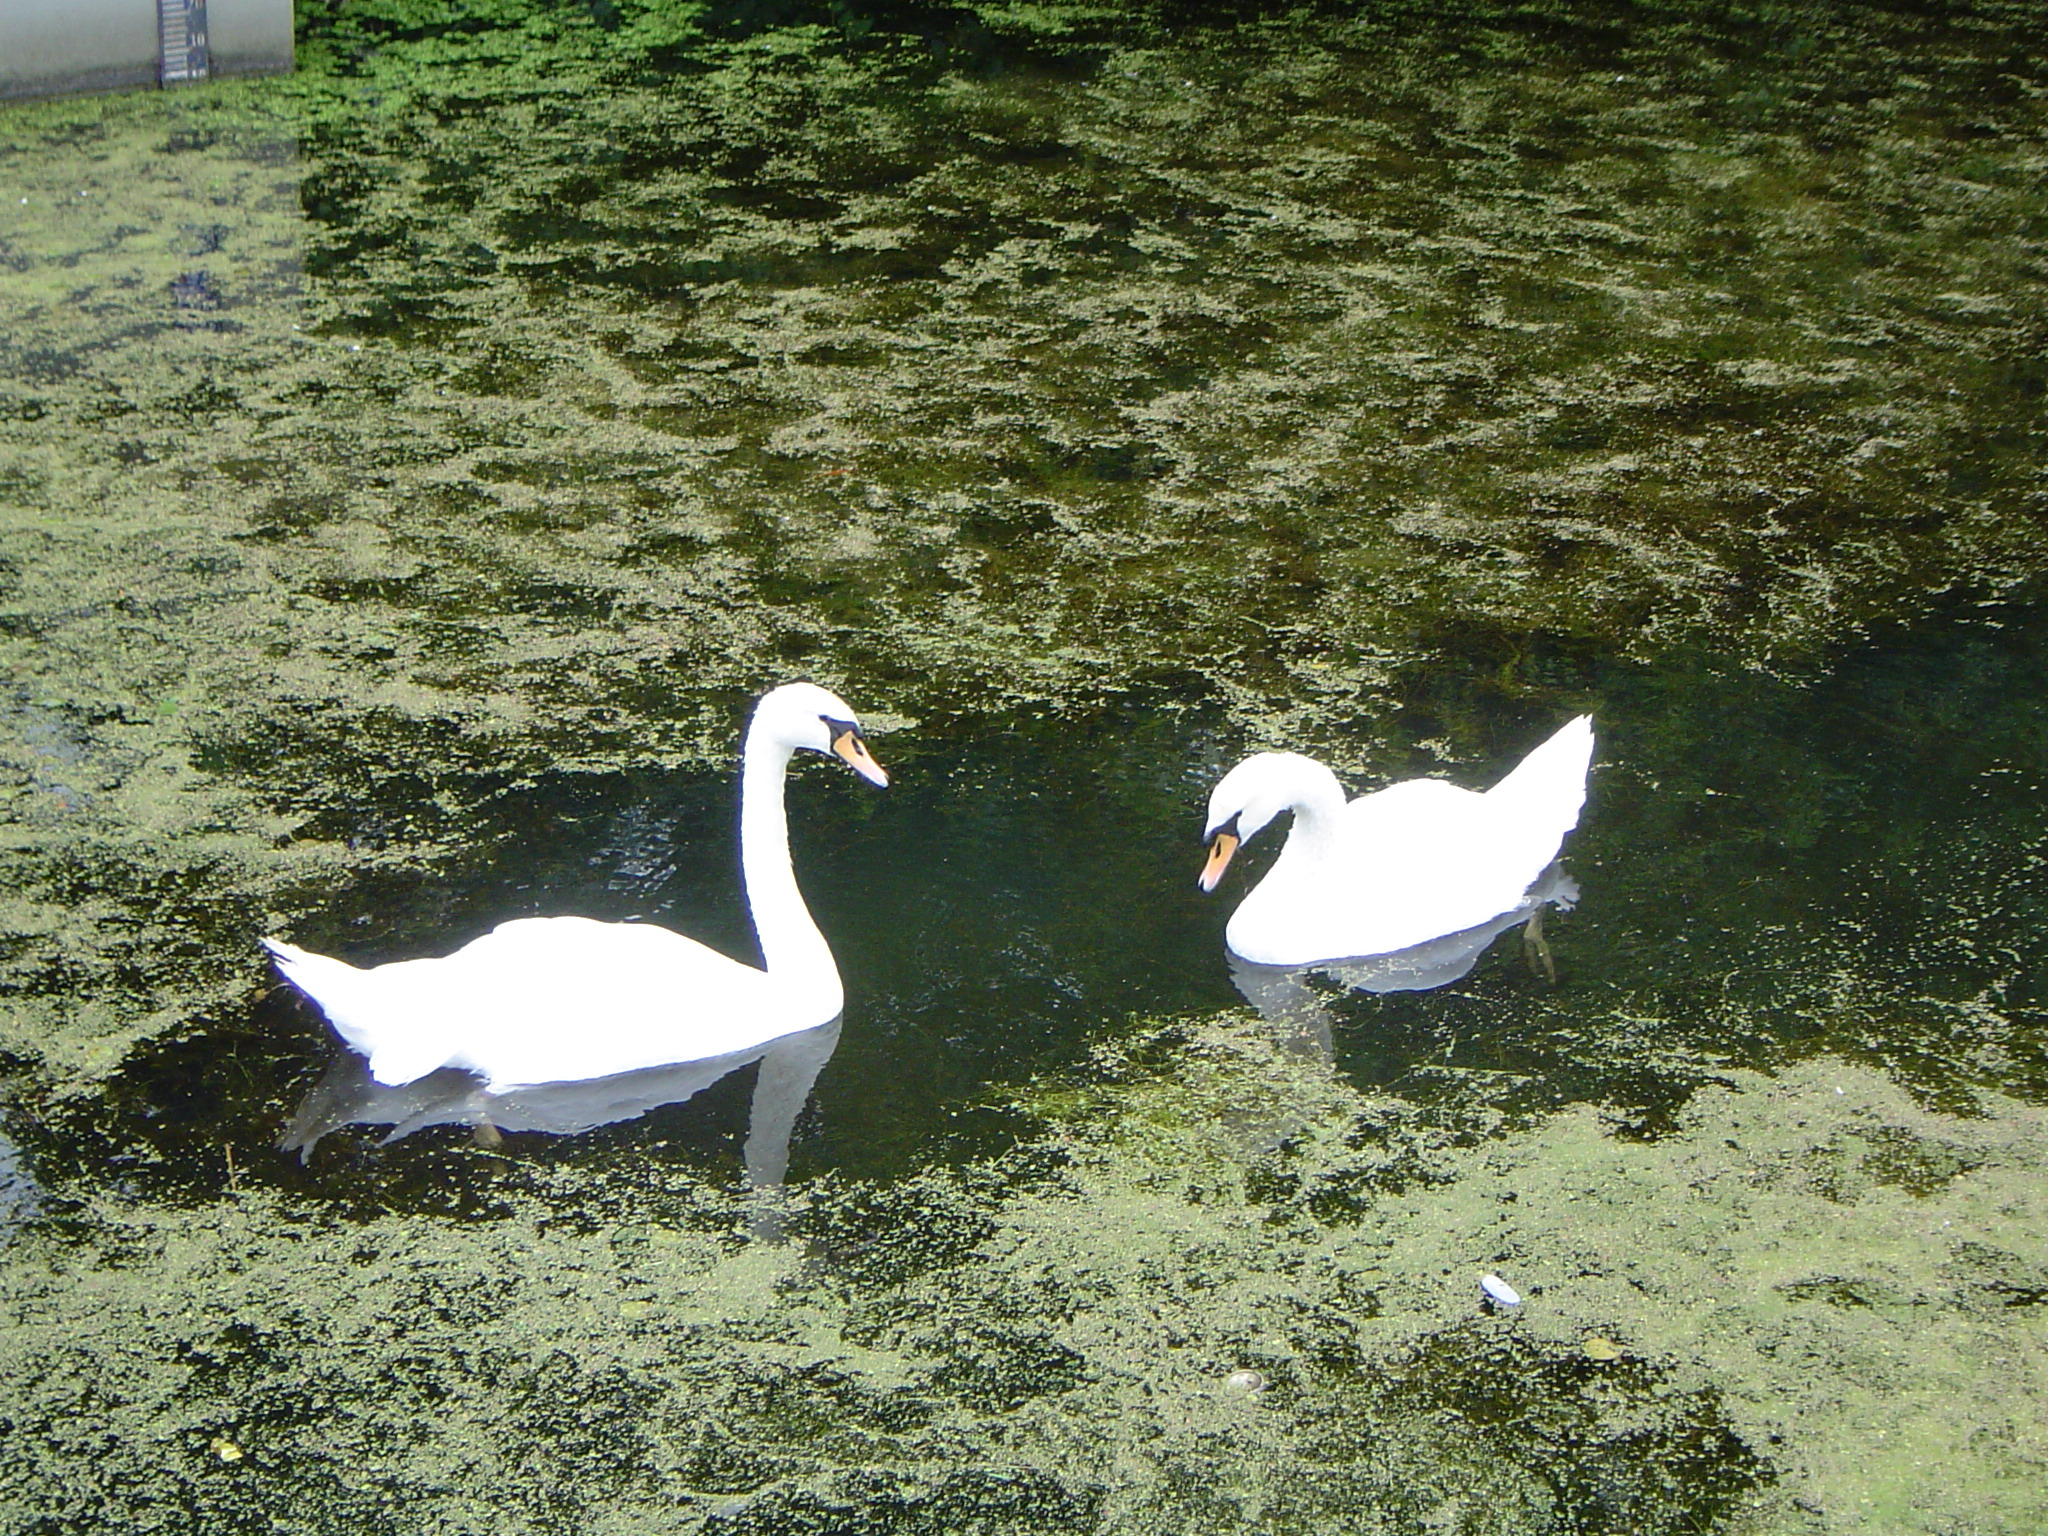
[263,683,887,1091]
[1200,716,1593,967]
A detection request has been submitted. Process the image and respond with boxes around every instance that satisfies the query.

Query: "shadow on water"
[35,588,2048,1206]
[281,1018,841,1183]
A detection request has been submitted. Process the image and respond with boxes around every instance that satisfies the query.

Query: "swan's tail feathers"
[1488,714,1595,828]
[263,938,365,1028]
[262,938,453,1088]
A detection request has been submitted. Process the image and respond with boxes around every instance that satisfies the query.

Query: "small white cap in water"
[1480,1273,1522,1308]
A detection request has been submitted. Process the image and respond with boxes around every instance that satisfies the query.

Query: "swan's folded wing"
[1485,714,1592,824]
[438,918,801,1088]
[1473,712,1593,899]
[1326,749,1587,956]
[1321,783,1509,953]
[1347,842,1501,954]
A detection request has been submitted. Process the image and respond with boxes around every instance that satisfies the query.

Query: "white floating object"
[1224,1368,1266,1395]
[1480,1273,1522,1308]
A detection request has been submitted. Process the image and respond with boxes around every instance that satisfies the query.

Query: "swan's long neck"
[1267,762,1350,882]
[738,727,834,982]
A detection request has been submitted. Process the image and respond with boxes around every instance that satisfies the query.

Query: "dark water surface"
[5,0,2048,1531]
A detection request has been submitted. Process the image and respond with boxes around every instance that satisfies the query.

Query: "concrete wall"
[209,0,295,80]
[0,0,160,99]
[0,0,293,101]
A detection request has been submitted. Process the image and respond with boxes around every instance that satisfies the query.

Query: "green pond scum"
[2,0,2046,1530]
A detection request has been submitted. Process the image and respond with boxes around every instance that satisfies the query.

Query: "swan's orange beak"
[1199,829,1239,892]
[832,726,889,787]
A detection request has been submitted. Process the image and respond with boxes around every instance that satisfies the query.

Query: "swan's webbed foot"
[1523,909,1557,984]
[470,1118,504,1149]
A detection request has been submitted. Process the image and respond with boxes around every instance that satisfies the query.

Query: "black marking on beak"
[1199,812,1243,893]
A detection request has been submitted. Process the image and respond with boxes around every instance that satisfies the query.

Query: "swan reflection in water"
[1227,864,1579,1056]
[280,1017,841,1188]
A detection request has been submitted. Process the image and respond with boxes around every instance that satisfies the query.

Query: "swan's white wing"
[1323,717,1593,955]
[265,938,464,1086]
[1483,714,1592,835]
[436,918,826,1089]
[1330,780,1539,954]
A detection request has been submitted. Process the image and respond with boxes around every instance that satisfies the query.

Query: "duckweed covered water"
[3,0,2047,1530]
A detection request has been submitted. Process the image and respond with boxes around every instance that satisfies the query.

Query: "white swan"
[1199,716,1594,967]
[263,682,887,1091]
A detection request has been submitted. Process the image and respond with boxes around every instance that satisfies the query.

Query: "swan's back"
[1369,715,1589,940]
[1333,781,1534,952]
[1466,711,1594,900]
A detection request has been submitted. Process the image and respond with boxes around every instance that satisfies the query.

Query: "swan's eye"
[1205,811,1242,846]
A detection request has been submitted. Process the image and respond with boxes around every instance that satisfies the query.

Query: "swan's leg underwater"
[1522,909,1557,984]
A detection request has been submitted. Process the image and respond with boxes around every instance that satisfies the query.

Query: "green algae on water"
[3,1019,2045,1532]
[5,1,2048,1531]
